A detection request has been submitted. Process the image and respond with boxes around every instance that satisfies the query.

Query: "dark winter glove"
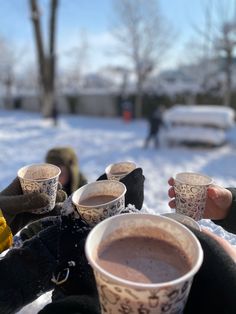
[97,167,145,209]
[19,216,61,241]
[184,227,236,314]
[0,223,60,314]
[38,295,100,314]
[51,214,97,299]
[0,177,67,235]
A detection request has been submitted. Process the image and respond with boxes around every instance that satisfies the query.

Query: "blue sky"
[0,0,235,73]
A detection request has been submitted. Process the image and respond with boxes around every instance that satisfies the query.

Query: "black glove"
[51,215,97,300]
[184,227,236,314]
[97,167,145,210]
[0,223,60,314]
[38,295,100,314]
[0,177,67,235]
[20,216,61,241]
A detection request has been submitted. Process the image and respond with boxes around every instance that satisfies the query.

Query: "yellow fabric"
[0,209,13,253]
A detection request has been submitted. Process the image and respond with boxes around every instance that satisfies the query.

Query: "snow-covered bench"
[163,105,235,146]
[164,105,235,129]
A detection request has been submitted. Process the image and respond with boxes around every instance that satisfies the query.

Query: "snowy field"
[1,108,236,313]
[2,108,236,212]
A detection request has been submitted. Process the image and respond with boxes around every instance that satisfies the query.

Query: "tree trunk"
[135,78,143,118]
[42,89,54,117]
[223,49,232,106]
[29,0,58,118]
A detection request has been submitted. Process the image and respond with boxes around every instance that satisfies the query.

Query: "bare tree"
[0,36,25,108]
[190,0,236,106]
[62,30,90,92]
[215,22,236,106]
[111,0,173,118]
[29,0,58,117]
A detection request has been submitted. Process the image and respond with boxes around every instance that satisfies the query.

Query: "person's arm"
[0,224,59,314]
[0,209,12,253]
[0,177,66,235]
[168,178,236,232]
[184,227,236,314]
[212,188,236,234]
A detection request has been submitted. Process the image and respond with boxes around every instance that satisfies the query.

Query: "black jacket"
[0,225,59,314]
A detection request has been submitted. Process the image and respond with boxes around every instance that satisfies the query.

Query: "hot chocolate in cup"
[72,180,126,226]
[105,161,136,181]
[17,163,61,214]
[85,213,203,314]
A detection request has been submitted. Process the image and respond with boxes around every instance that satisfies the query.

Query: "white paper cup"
[162,213,201,231]
[85,213,203,314]
[174,172,213,221]
[105,161,136,181]
[18,163,61,214]
[72,180,126,226]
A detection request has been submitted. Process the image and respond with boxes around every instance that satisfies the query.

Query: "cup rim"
[17,163,61,181]
[175,171,213,186]
[85,213,204,289]
[105,161,136,175]
[72,180,127,209]
[162,212,202,231]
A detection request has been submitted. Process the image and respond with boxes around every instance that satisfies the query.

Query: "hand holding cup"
[168,176,232,220]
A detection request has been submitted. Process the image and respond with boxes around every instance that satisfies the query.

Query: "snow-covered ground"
[1,108,236,313]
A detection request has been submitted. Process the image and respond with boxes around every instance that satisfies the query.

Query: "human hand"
[168,177,232,220]
[0,177,67,234]
[97,167,145,210]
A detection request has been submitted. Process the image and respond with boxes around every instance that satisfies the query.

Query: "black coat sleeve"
[0,225,59,314]
[184,227,236,314]
[38,295,100,314]
[212,188,236,234]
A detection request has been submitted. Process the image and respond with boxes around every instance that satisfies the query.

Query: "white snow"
[1,108,236,313]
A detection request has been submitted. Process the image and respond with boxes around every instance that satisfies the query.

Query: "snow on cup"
[105,161,136,181]
[72,180,127,226]
[18,163,61,214]
[85,213,203,314]
[174,172,213,221]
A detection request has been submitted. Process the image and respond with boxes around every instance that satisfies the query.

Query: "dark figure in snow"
[144,106,164,148]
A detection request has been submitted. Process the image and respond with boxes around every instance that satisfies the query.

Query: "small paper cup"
[105,161,136,181]
[85,213,203,314]
[72,180,127,226]
[18,163,61,214]
[174,172,213,221]
[162,212,201,231]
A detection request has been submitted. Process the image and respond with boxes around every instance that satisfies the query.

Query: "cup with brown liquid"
[105,161,136,181]
[72,180,127,226]
[18,163,61,214]
[85,213,203,314]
